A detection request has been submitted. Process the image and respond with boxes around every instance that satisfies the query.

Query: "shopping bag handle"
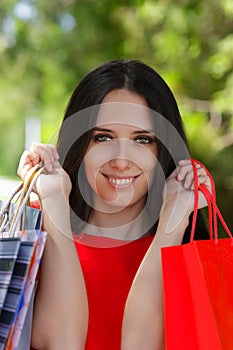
[0,182,26,235]
[8,164,45,237]
[0,166,41,232]
[9,163,43,222]
[190,158,232,242]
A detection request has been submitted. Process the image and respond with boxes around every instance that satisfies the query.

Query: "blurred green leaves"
[0,0,232,229]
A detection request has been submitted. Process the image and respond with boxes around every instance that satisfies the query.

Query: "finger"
[30,143,59,161]
[184,167,209,189]
[52,146,59,160]
[191,174,211,191]
[178,159,191,166]
[167,161,196,182]
[30,143,55,159]
[177,160,205,182]
[30,143,57,172]
[17,150,40,178]
[177,159,193,181]
[178,159,205,174]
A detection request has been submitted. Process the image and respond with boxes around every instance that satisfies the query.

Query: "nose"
[109,139,132,171]
[110,157,131,171]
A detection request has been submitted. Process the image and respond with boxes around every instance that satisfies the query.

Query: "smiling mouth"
[103,174,140,187]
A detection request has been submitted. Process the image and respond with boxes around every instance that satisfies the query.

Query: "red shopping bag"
[161,159,233,350]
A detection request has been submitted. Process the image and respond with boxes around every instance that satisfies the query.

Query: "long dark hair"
[57,59,208,241]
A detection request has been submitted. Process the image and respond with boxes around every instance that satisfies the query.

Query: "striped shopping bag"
[0,165,47,350]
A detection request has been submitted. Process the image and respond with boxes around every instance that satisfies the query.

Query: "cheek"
[84,143,115,170]
[139,156,158,191]
[127,140,158,170]
[83,155,98,193]
[83,145,112,193]
[136,148,158,175]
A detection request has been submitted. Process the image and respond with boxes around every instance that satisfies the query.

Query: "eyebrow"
[93,127,154,134]
[93,127,113,132]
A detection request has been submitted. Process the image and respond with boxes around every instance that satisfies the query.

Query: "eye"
[94,133,112,142]
[135,135,155,145]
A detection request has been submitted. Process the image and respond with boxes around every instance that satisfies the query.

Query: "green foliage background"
[0,0,232,231]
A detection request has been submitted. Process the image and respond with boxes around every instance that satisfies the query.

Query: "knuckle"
[30,141,39,149]
[22,149,30,158]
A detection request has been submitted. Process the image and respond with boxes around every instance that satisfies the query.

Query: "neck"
[83,204,153,241]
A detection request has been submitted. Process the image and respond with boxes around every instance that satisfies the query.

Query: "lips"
[102,173,140,189]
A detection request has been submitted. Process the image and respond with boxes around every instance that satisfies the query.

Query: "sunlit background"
[0,0,233,232]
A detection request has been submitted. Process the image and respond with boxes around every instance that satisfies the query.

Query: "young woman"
[18,60,210,350]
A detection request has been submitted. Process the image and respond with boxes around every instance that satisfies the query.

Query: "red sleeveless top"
[74,233,153,350]
[30,233,153,350]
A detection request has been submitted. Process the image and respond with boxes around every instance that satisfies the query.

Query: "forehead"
[96,102,153,130]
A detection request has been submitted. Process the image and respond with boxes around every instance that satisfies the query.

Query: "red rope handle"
[199,184,215,240]
[215,204,232,239]
[193,159,216,199]
[192,160,218,238]
[190,158,199,242]
[190,159,214,241]
[190,158,232,242]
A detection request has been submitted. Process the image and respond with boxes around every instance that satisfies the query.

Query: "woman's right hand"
[19,144,88,350]
[17,142,72,200]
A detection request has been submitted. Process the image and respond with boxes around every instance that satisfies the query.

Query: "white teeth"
[109,177,133,185]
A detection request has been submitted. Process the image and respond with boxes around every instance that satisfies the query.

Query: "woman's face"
[84,89,158,213]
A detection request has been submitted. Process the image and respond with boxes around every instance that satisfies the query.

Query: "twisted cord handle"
[0,183,23,225]
[190,159,232,242]
[7,165,45,237]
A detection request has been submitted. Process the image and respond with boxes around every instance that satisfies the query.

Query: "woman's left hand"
[160,159,211,234]
[166,158,211,208]
[176,159,211,192]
